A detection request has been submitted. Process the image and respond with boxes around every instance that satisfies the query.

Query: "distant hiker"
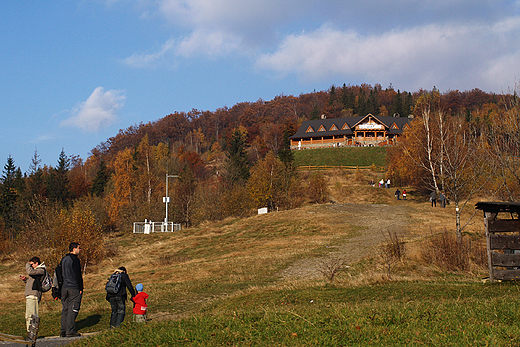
[386,179,391,189]
[439,192,447,208]
[430,191,437,207]
[106,266,136,328]
[20,256,46,332]
[379,179,384,188]
[132,283,148,323]
[402,190,407,200]
[395,189,401,200]
[60,242,83,337]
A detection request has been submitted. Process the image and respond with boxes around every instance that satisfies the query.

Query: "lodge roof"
[475,201,520,214]
[289,114,412,139]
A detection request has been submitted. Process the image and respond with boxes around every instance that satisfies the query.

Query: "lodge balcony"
[290,136,397,149]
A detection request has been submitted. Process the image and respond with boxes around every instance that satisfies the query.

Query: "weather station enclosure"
[133,173,181,234]
[475,202,520,282]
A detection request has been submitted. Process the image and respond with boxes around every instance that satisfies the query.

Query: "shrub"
[319,256,348,282]
[421,229,487,272]
[308,171,328,203]
[380,230,405,279]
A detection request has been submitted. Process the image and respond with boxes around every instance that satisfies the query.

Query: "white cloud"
[177,29,242,57]
[256,17,520,92]
[123,39,176,68]
[61,87,126,132]
[120,0,520,92]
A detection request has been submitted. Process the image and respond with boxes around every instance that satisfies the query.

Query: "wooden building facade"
[289,114,412,149]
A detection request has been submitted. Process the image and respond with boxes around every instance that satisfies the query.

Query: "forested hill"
[0,83,510,246]
[91,84,501,162]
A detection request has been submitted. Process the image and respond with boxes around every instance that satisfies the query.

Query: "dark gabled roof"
[289,115,411,139]
[475,202,520,214]
[289,116,363,139]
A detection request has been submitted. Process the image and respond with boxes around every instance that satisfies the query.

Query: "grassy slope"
[1,171,508,346]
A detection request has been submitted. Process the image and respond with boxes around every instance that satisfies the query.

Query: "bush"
[308,171,328,203]
[380,231,405,279]
[421,229,487,272]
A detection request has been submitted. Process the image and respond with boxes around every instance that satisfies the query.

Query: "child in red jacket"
[132,283,148,323]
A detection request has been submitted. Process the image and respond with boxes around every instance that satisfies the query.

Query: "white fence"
[133,221,181,234]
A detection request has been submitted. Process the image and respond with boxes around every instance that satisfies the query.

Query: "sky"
[1,0,520,173]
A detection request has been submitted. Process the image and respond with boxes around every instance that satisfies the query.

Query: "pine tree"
[0,156,22,238]
[90,159,110,196]
[48,149,71,204]
[224,129,250,184]
[277,129,294,169]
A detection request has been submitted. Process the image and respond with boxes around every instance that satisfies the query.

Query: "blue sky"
[1,0,520,173]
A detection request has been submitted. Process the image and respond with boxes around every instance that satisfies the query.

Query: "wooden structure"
[289,114,412,149]
[0,314,39,346]
[475,202,520,282]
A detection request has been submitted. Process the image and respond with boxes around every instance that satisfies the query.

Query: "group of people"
[430,191,447,207]
[378,178,391,188]
[394,188,407,200]
[20,242,148,337]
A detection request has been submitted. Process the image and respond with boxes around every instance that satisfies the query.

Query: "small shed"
[475,202,520,282]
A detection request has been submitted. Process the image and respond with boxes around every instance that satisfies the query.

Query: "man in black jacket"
[106,266,136,328]
[60,242,83,337]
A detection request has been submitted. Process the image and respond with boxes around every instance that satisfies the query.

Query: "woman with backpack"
[105,266,136,328]
[20,256,47,332]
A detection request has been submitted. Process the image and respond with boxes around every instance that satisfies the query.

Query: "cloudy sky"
[1,0,520,172]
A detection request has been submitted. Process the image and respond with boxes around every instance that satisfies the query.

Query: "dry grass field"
[0,169,492,344]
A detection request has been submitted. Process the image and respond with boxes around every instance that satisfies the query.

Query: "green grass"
[294,147,388,167]
[70,281,520,346]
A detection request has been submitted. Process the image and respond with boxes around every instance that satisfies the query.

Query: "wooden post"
[485,213,494,282]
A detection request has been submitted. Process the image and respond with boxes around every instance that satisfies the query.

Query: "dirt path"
[279,203,413,279]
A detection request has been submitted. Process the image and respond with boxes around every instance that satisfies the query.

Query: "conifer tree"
[224,129,250,184]
[90,159,110,197]
[48,149,71,204]
[0,156,22,238]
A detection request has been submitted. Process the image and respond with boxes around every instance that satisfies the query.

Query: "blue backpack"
[105,272,123,294]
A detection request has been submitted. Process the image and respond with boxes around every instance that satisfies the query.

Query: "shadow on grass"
[76,314,102,331]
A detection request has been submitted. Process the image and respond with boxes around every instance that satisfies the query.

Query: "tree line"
[0,84,509,266]
[387,87,518,245]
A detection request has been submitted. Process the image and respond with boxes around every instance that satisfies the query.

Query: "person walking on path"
[395,189,401,200]
[106,266,136,328]
[439,192,447,208]
[430,191,437,207]
[20,256,46,332]
[132,283,148,323]
[402,190,407,200]
[60,242,83,338]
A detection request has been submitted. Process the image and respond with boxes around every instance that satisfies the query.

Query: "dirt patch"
[279,203,412,280]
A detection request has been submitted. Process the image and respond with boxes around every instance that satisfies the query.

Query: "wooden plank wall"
[486,218,520,281]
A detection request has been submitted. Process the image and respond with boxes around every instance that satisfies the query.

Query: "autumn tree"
[437,115,490,244]
[396,98,490,244]
[308,171,328,203]
[173,165,197,226]
[53,205,104,272]
[106,147,136,230]
[248,147,304,212]
[68,155,90,200]
[486,91,520,200]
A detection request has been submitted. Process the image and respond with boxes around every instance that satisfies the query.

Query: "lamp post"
[164,174,179,225]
